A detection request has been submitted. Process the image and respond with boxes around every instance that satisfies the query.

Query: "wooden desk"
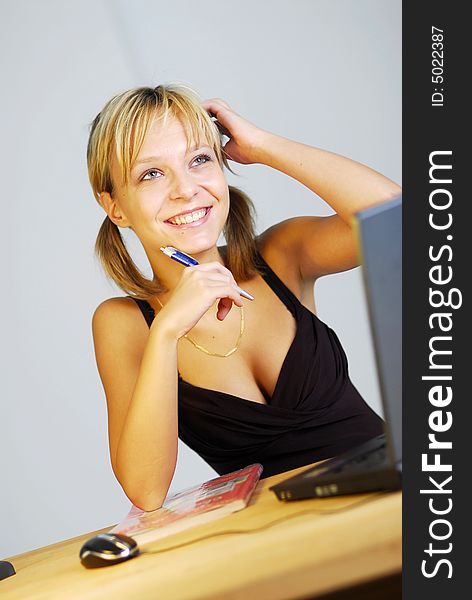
[2,463,401,599]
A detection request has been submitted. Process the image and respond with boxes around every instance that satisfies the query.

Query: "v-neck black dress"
[130,252,384,478]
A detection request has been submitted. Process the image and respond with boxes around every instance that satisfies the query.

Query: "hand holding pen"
[153,246,253,337]
[160,246,254,300]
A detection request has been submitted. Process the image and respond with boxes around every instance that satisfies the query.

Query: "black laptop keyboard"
[302,435,388,479]
[330,443,387,475]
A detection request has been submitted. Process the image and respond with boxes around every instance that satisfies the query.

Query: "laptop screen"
[355,196,402,466]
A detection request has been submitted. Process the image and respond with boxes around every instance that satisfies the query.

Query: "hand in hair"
[152,262,244,340]
[202,98,267,166]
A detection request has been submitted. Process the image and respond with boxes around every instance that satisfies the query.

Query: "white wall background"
[1,0,401,559]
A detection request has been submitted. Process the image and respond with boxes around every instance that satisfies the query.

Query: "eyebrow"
[132,143,211,170]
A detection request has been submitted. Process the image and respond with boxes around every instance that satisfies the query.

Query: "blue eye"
[140,154,212,182]
[141,169,161,181]
[193,153,212,166]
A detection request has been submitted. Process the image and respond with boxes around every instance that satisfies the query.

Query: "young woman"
[88,84,401,511]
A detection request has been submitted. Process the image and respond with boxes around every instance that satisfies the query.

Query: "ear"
[98,192,131,228]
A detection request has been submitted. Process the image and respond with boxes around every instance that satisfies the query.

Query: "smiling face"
[102,113,230,260]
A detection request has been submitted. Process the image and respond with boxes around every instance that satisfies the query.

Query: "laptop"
[270,196,402,500]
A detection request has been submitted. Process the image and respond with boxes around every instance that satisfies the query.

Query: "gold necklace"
[155,297,244,358]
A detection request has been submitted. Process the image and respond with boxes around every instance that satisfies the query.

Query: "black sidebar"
[403,2,468,598]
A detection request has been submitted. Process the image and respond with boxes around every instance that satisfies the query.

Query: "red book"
[110,463,263,544]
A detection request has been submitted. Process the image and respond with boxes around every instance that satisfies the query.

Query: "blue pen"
[160,246,254,301]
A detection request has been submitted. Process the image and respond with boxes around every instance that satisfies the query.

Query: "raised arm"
[202,98,401,281]
[253,133,401,280]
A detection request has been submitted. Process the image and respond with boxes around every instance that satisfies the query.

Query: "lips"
[167,205,211,219]
[165,206,212,228]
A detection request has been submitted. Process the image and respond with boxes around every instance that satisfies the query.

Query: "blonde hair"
[87,84,260,299]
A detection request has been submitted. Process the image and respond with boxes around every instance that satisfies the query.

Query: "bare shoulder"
[256,219,317,305]
[91,297,153,474]
[257,216,322,265]
[93,296,144,321]
[257,213,359,283]
[92,296,147,330]
[92,296,150,361]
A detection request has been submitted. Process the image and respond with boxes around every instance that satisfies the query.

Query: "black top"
[130,251,384,478]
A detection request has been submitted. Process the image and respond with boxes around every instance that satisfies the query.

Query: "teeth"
[168,208,207,225]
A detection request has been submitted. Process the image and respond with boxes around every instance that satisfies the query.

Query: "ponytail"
[224,186,259,282]
[95,216,163,299]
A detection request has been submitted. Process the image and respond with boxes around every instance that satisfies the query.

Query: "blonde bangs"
[87,84,230,202]
[115,97,158,188]
[164,87,223,162]
[109,85,226,190]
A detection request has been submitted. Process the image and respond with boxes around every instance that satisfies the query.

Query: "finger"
[202,100,235,133]
[201,101,222,118]
[216,297,232,321]
[200,275,235,289]
[187,264,243,302]
[190,262,237,283]
[202,98,231,113]
[205,273,242,295]
[207,282,244,308]
[216,294,243,320]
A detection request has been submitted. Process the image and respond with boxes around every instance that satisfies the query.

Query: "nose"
[169,170,199,202]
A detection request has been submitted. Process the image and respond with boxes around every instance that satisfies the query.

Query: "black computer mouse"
[79,533,140,568]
